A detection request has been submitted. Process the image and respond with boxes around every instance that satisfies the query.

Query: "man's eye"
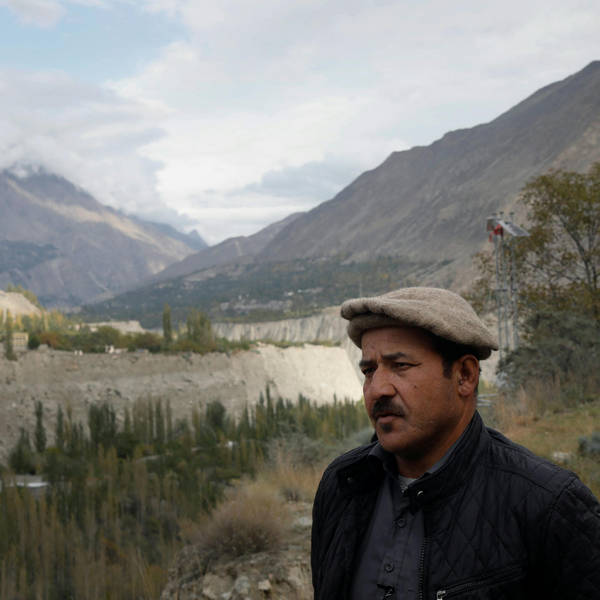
[361,367,374,376]
[393,362,410,369]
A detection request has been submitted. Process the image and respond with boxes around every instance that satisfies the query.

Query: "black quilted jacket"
[311,412,600,599]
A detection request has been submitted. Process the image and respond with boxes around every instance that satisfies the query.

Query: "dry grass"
[181,449,323,561]
[489,378,568,432]
[193,480,291,559]
[261,449,322,503]
[490,388,600,498]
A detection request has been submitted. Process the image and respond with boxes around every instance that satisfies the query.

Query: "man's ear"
[455,355,479,398]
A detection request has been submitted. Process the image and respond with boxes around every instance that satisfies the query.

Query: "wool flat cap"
[341,287,498,359]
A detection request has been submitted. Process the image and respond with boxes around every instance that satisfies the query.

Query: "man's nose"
[367,366,395,398]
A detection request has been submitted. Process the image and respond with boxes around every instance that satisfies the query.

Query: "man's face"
[360,326,473,474]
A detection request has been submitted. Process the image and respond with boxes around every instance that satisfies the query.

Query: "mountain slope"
[259,61,600,271]
[86,61,600,323]
[150,212,302,284]
[0,170,203,307]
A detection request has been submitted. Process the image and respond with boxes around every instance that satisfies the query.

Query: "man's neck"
[394,415,473,478]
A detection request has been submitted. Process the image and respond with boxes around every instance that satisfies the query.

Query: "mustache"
[370,398,405,420]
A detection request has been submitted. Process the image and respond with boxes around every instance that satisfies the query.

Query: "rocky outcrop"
[160,502,313,600]
[0,343,362,460]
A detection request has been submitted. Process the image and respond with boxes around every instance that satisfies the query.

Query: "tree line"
[1,301,249,357]
[0,391,370,599]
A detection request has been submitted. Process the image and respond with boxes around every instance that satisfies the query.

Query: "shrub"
[130,332,162,353]
[27,332,41,349]
[499,311,600,404]
[39,330,63,349]
[196,482,289,559]
[579,432,600,459]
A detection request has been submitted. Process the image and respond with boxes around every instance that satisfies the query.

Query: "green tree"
[8,428,35,473]
[34,400,47,454]
[3,309,16,361]
[516,162,600,320]
[55,405,65,452]
[186,309,214,349]
[162,303,173,347]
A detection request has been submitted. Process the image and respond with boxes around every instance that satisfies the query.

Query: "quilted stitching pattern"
[312,414,600,600]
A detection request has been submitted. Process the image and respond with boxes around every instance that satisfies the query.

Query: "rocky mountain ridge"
[0,170,205,307]
[257,61,600,268]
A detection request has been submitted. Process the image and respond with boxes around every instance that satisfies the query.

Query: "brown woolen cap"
[340,287,498,359]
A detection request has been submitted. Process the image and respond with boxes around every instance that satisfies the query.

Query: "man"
[311,287,600,600]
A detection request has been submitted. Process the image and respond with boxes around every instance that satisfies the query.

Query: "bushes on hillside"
[500,310,600,402]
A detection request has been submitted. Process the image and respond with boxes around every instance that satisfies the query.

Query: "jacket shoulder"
[324,442,376,474]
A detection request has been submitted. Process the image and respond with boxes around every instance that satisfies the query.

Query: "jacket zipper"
[436,563,525,599]
[417,535,428,600]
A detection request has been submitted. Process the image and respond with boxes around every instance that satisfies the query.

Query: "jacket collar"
[336,411,488,511]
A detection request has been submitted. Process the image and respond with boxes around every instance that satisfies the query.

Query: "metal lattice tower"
[486,212,529,362]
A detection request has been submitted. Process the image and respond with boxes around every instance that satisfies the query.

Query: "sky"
[1,1,599,244]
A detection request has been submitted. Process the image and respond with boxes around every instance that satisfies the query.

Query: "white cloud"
[0,0,106,27]
[0,69,184,224]
[1,0,65,27]
[2,0,600,243]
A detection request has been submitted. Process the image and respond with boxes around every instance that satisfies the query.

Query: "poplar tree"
[162,303,172,347]
[4,310,16,361]
[34,401,47,454]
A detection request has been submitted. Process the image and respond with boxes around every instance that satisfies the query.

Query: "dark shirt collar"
[337,412,488,512]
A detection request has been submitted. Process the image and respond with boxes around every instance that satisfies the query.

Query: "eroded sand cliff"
[0,343,362,460]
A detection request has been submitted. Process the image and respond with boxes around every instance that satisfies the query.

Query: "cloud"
[0,68,183,225]
[1,0,65,27]
[2,0,600,244]
[112,0,600,241]
[242,159,364,201]
[0,0,106,27]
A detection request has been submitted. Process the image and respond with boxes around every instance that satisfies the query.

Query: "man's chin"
[376,426,408,453]
[376,414,405,434]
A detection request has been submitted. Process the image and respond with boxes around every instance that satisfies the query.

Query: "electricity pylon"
[486,212,529,362]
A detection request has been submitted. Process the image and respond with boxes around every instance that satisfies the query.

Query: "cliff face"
[0,343,362,460]
[214,307,362,377]
[213,307,347,344]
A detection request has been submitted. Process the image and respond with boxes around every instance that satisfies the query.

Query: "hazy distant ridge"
[0,170,205,307]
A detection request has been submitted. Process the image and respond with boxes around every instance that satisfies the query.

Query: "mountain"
[0,170,205,307]
[128,216,208,252]
[149,211,302,284]
[256,61,600,269]
[85,61,600,325]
